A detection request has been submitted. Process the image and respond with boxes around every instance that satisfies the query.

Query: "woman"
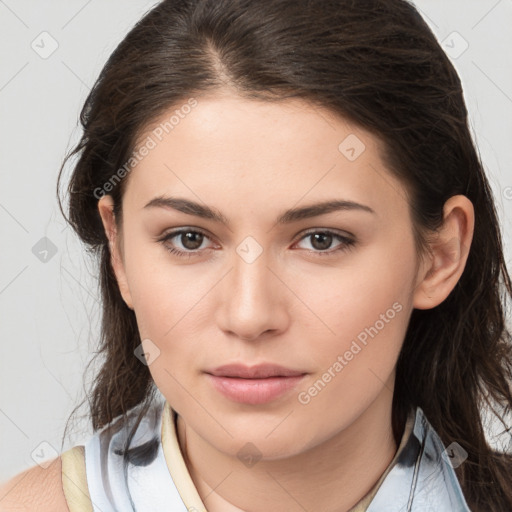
[1,0,511,510]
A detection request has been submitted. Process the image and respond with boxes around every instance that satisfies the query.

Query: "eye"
[157,228,215,258]
[294,230,355,256]
[157,228,356,259]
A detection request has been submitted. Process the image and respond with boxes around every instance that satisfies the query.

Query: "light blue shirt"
[81,394,471,511]
[366,405,471,511]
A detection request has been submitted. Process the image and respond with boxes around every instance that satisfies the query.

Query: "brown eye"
[295,230,356,256]
[309,232,333,251]
[158,228,214,258]
[179,231,205,250]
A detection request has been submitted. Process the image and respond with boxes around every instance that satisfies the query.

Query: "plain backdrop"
[0,0,511,480]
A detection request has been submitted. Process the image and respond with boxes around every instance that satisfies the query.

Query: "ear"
[97,195,134,310]
[413,195,475,310]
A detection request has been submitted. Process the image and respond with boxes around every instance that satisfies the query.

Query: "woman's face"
[99,93,425,459]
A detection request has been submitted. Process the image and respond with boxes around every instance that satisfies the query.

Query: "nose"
[214,245,289,342]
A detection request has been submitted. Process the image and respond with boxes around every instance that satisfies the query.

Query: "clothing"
[61,393,471,511]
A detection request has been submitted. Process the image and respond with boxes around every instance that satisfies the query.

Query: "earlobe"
[97,195,134,310]
[413,195,474,310]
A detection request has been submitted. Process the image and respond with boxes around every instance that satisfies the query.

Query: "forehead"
[122,94,408,219]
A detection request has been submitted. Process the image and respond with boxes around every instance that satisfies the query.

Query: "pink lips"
[205,363,307,405]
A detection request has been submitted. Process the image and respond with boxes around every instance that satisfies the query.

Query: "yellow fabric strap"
[161,401,208,512]
[61,445,93,512]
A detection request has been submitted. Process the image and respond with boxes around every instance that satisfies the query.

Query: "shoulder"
[0,456,69,512]
[0,398,167,512]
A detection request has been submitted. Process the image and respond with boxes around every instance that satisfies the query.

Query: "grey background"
[1,0,511,480]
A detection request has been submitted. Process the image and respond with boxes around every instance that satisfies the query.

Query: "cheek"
[122,258,209,397]
[293,262,412,438]
[302,239,416,367]
[129,268,205,411]
[124,245,212,336]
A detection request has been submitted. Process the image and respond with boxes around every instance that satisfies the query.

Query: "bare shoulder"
[0,456,69,512]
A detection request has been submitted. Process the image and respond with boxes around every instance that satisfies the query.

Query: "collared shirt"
[61,394,471,511]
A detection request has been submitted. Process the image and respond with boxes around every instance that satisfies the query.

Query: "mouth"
[204,363,307,405]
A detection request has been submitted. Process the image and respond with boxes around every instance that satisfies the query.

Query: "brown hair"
[57,0,512,509]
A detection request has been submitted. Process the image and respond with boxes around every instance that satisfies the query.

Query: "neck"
[176,387,400,512]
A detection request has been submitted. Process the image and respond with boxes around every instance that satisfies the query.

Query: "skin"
[97,91,474,512]
[0,456,68,511]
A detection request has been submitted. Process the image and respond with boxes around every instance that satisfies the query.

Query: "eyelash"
[157,228,356,259]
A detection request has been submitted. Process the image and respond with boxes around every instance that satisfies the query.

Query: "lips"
[206,363,306,379]
[204,363,307,404]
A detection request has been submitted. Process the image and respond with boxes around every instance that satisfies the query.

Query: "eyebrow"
[143,195,375,226]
